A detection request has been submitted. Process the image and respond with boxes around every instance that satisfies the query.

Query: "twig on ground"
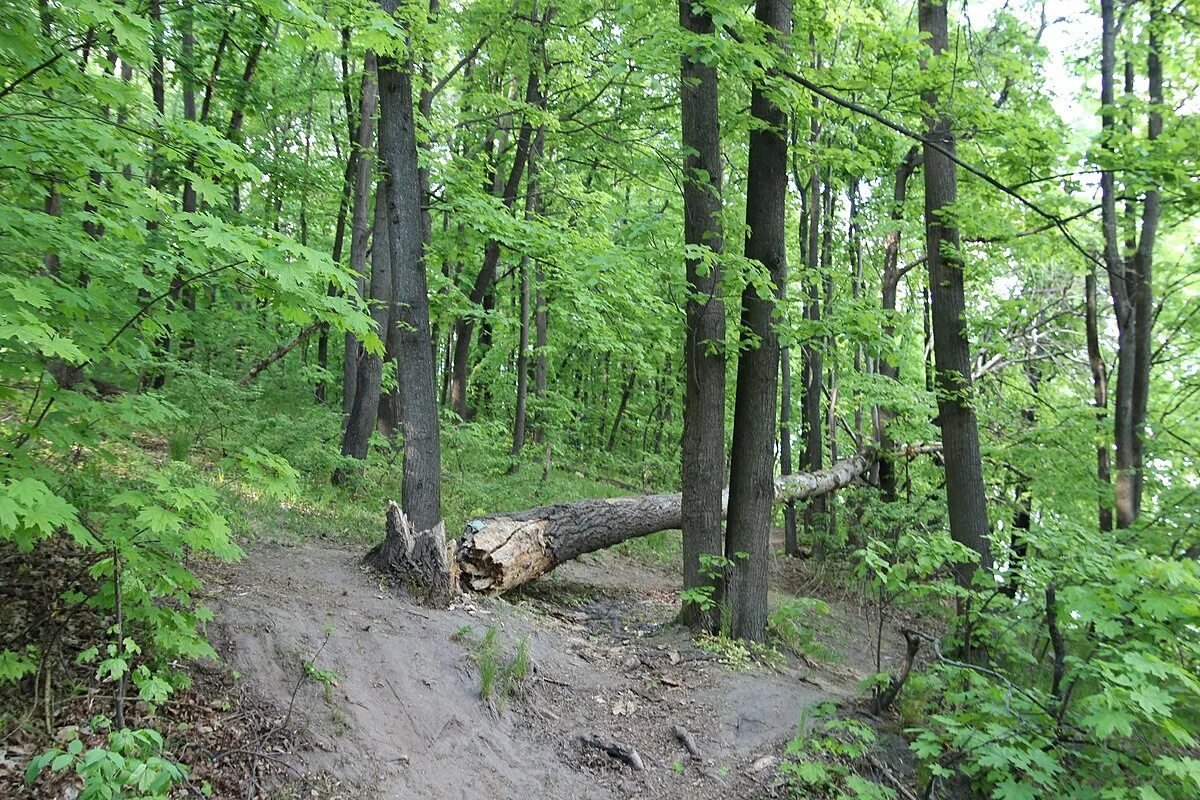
[672,725,702,759]
[866,752,919,800]
[580,733,645,771]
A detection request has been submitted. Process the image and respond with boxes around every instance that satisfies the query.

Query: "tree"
[724,0,792,643]
[1100,0,1162,529]
[678,0,727,633]
[919,0,991,584]
[374,1,442,534]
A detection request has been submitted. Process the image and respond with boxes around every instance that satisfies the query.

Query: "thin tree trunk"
[1101,0,1135,528]
[1085,268,1113,531]
[606,369,637,452]
[532,259,548,442]
[450,57,542,419]
[334,185,391,484]
[848,178,863,444]
[510,130,543,469]
[725,0,790,643]
[920,0,992,584]
[342,54,380,417]
[780,342,798,556]
[510,254,532,469]
[1128,2,1161,524]
[876,147,920,502]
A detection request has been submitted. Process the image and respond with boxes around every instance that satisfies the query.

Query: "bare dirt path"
[205,541,905,799]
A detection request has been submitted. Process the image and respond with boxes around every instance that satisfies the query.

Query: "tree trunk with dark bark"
[724,0,791,643]
[1085,268,1113,532]
[876,147,920,502]
[1103,0,1160,528]
[450,62,541,419]
[375,21,443,533]
[510,129,544,469]
[333,184,391,484]
[342,53,379,417]
[606,369,637,452]
[780,341,798,556]
[920,0,991,584]
[679,0,728,633]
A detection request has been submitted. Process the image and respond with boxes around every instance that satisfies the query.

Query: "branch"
[745,45,1108,275]
[236,321,322,385]
[0,32,96,102]
[6,261,247,454]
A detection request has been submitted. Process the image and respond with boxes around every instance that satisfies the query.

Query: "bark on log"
[456,448,877,594]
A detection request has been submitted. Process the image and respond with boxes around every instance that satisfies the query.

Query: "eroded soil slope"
[207,541,906,799]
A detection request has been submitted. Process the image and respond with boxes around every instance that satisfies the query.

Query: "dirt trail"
[206,541,902,799]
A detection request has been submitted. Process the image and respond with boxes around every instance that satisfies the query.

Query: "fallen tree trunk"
[456,448,877,593]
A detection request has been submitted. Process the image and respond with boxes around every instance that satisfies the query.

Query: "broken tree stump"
[364,502,456,606]
[456,448,879,594]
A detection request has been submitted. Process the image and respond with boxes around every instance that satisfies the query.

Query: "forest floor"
[199,532,919,800]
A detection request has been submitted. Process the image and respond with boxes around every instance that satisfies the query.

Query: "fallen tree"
[455,447,879,593]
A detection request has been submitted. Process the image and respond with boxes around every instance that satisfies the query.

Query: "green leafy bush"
[26,722,188,800]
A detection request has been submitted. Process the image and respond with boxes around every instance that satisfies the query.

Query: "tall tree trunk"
[848,178,863,444]
[532,259,548,443]
[375,17,443,532]
[318,37,359,405]
[1100,0,1134,528]
[814,177,836,553]
[801,169,825,554]
[780,338,798,557]
[334,184,392,484]
[1101,0,1159,529]
[679,0,727,631]
[724,0,790,643]
[510,254,532,469]
[1128,2,1161,524]
[920,0,992,584]
[342,53,380,418]
[509,129,543,469]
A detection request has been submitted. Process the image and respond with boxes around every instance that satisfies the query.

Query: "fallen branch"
[580,733,645,771]
[866,752,919,800]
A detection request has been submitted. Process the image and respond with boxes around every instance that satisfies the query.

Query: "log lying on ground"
[456,448,878,594]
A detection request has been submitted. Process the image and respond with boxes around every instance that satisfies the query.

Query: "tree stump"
[363,502,456,606]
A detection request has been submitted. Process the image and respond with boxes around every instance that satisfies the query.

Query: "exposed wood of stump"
[457,448,878,594]
[363,502,456,606]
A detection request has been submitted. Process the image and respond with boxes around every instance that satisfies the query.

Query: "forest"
[1,0,1199,797]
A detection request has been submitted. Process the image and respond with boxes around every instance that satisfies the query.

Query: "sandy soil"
[205,541,909,799]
